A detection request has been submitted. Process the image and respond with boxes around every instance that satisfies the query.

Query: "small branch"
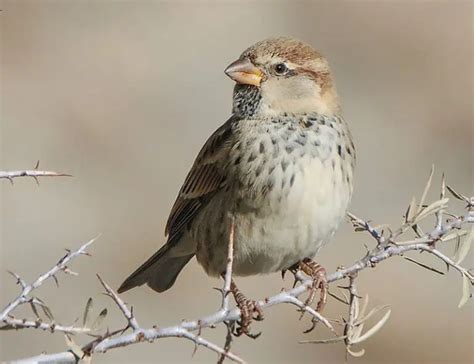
[422,246,474,283]
[86,223,244,363]
[219,216,237,362]
[181,331,245,364]
[11,351,78,364]
[330,212,474,285]
[347,213,386,246]
[221,215,235,311]
[302,276,391,358]
[344,276,362,357]
[0,237,97,324]
[403,256,445,275]
[436,174,446,230]
[0,161,71,185]
[97,274,139,331]
[283,294,335,333]
[344,276,357,340]
[0,317,91,334]
[218,322,235,364]
[89,275,245,363]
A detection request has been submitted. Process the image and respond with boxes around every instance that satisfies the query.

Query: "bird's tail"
[118,241,194,294]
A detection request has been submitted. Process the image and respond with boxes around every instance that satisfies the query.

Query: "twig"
[436,174,446,230]
[97,275,139,331]
[218,322,235,364]
[218,216,237,362]
[0,161,71,185]
[0,317,92,334]
[88,273,246,363]
[343,276,362,357]
[0,237,97,324]
[330,212,474,285]
[222,215,235,311]
[403,256,445,275]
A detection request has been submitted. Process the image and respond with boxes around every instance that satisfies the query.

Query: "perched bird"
[119,37,356,335]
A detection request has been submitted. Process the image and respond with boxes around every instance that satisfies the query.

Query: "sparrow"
[119,37,356,336]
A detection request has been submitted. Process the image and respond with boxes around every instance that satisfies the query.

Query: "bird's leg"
[298,258,328,317]
[283,262,301,288]
[230,279,264,338]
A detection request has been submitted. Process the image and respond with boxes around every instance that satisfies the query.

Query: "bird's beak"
[224,58,263,87]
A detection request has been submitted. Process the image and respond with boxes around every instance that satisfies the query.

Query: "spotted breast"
[192,112,355,276]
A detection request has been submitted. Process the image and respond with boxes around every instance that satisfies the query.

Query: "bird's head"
[225,37,340,118]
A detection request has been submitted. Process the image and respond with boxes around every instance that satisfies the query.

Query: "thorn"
[192,321,203,357]
[337,285,351,290]
[63,267,78,276]
[281,269,287,279]
[191,340,199,357]
[7,270,27,289]
[303,317,318,334]
[34,160,40,169]
[33,176,40,186]
[328,291,349,305]
[7,177,14,185]
[120,324,130,335]
[213,286,231,300]
[403,257,445,275]
[52,274,59,287]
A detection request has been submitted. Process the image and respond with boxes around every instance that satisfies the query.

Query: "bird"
[118,36,356,336]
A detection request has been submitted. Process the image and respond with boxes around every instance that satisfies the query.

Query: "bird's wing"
[165,116,235,241]
[117,117,236,294]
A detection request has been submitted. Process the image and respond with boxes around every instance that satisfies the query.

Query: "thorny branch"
[0,161,71,185]
[0,237,97,329]
[221,215,236,311]
[218,215,237,363]
[3,171,473,363]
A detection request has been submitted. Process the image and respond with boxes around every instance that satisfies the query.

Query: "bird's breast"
[193,114,355,277]
[223,115,355,274]
[229,114,354,210]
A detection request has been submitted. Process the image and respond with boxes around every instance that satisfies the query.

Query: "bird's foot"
[282,264,301,288]
[230,279,264,338]
[297,258,328,331]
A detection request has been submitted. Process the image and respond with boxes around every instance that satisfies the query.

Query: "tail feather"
[118,242,194,293]
[146,254,194,292]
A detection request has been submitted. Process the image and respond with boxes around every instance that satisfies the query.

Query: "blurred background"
[1,0,473,363]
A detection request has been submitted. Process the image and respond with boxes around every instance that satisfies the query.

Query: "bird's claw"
[231,280,264,338]
[297,258,328,332]
[282,264,300,288]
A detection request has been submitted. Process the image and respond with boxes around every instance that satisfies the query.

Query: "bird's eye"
[274,63,288,75]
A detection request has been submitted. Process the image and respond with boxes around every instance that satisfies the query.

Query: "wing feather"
[165,117,234,239]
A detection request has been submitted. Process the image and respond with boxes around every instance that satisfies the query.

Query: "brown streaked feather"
[242,37,324,66]
[165,117,235,239]
[118,118,235,294]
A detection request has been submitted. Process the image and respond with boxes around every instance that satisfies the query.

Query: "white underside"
[230,156,351,275]
[188,152,352,276]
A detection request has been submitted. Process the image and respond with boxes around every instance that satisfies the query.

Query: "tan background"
[1,0,473,363]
